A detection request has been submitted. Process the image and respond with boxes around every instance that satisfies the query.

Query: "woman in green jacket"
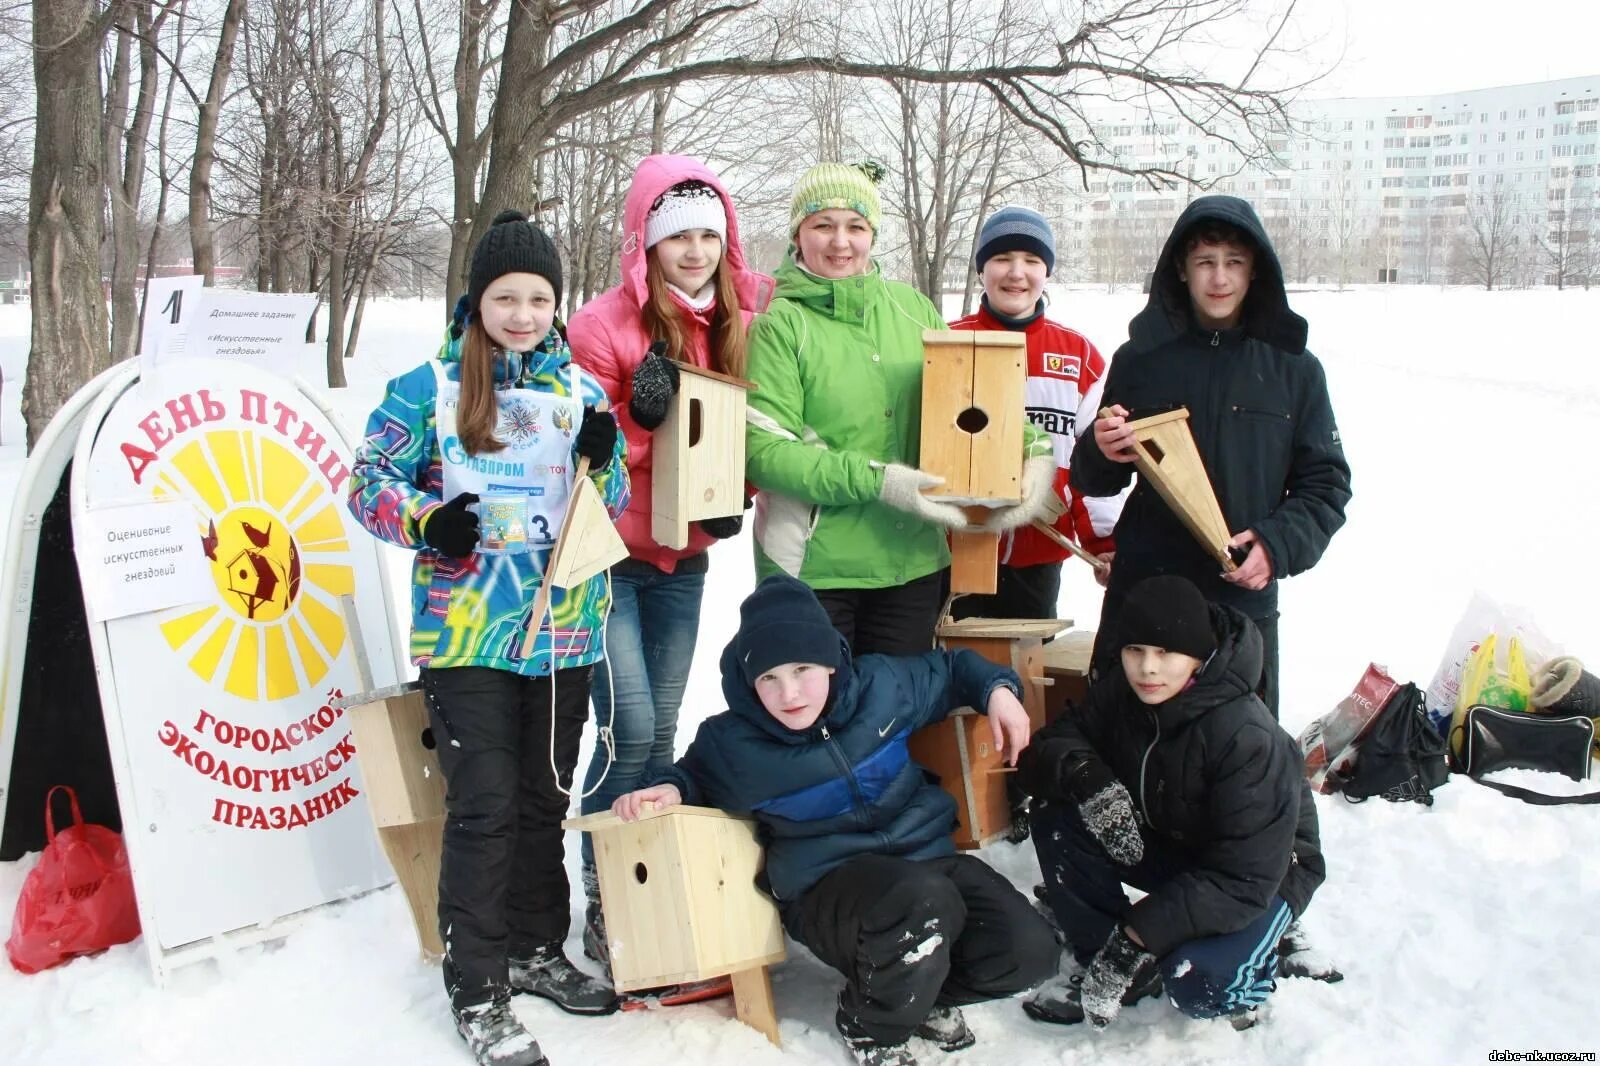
[745,162,1054,655]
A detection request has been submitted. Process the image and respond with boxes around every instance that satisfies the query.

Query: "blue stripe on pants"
[1159,898,1293,1019]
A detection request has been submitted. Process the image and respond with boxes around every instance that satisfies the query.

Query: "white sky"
[1290,0,1600,98]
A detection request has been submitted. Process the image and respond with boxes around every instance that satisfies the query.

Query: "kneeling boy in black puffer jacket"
[613,574,1058,1066]
[1017,574,1326,1030]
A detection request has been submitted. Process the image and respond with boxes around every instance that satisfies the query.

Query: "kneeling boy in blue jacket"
[613,574,1058,1066]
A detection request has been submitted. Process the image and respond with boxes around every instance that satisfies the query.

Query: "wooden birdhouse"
[562,805,786,1045]
[919,330,1028,595]
[1114,407,1237,572]
[908,617,1068,848]
[652,364,755,551]
[339,681,446,958]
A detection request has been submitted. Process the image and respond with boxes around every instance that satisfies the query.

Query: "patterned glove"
[576,407,618,467]
[877,464,970,530]
[1065,757,1144,867]
[628,342,680,431]
[1079,928,1155,1029]
[422,492,480,558]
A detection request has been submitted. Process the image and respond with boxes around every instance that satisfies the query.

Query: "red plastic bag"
[1297,664,1402,794]
[7,786,141,973]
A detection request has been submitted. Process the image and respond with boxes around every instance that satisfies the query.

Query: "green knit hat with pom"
[789,161,883,235]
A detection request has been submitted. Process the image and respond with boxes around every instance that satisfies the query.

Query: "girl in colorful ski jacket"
[347,211,629,1066]
[566,154,771,955]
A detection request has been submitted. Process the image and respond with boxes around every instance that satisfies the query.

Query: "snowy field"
[1,286,1598,1065]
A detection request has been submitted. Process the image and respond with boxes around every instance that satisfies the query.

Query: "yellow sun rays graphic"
[152,430,353,701]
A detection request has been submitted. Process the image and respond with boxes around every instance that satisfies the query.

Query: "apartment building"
[1055,75,1600,286]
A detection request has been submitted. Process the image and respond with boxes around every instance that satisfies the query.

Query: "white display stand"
[0,357,405,981]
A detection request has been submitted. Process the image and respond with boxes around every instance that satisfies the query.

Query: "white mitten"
[978,455,1058,532]
[878,464,971,530]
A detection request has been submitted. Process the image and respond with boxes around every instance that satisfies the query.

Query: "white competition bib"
[431,359,580,551]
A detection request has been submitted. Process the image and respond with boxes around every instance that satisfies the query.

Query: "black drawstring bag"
[1330,683,1450,805]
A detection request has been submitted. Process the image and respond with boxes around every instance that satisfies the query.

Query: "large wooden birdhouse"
[909,617,1068,848]
[651,364,755,551]
[920,330,1028,594]
[339,681,445,958]
[563,804,785,1044]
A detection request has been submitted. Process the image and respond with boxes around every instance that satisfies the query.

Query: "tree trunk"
[106,1,164,362]
[472,1,554,265]
[189,0,245,284]
[24,0,111,450]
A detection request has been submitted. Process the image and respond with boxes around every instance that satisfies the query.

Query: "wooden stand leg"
[729,964,780,1046]
[376,816,445,959]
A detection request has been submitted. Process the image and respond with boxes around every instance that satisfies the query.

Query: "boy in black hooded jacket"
[1016,575,1326,1029]
[1071,195,1351,719]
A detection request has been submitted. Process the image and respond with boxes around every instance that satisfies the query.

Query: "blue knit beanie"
[733,575,842,686]
[975,205,1056,274]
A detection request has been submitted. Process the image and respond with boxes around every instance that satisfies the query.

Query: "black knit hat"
[733,574,843,686]
[1116,575,1217,661]
[468,209,563,315]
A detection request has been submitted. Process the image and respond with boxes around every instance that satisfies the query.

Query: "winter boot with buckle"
[508,942,621,1016]
[1021,959,1162,1025]
[1532,656,1600,717]
[911,1004,975,1052]
[452,998,549,1066]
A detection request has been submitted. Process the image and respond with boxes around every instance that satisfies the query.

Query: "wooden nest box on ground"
[339,681,446,958]
[562,804,786,1045]
[651,363,755,551]
[919,330,1027,595]
[908,616,1068,848]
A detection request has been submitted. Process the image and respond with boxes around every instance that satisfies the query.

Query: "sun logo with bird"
[149,429,355,702]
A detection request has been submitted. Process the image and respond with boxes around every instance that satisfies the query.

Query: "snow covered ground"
[2,287,1598,1065]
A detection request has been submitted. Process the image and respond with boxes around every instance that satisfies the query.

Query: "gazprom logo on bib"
[441,435,526,478]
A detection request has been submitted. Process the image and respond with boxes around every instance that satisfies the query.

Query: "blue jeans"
[579,560,706,867]
[1032,799,1292,1018]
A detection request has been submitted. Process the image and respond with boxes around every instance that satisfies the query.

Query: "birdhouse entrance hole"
[955,406,988,435]
[634,861,649,884]
[688,398,703,447]
[1144,439,1165,464]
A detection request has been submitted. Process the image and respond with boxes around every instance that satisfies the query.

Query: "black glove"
[628,342,680,430]
[1061,756,1143,866]
[697,514,743,539]
[696,493,751,540]
[1079,928,1156,1029]
[575,406,618,467]
[422,491,480,558]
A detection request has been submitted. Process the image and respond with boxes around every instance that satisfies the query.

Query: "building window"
[1579,120,1598,135]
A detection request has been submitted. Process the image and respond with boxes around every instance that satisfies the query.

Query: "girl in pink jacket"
[567,155,771,973]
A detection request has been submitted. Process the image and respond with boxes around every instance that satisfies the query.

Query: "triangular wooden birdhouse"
[1116,407,1236,571]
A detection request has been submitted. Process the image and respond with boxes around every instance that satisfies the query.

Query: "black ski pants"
[792,853,1058,1045]
[814,568,948,658]
[422,664,592,1009]
[950,560,1064,623]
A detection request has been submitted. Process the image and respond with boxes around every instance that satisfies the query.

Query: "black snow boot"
[452,998,549,1066]
[509,942,621,1015]
[1021,960,1162,1025]
[1532,656,1600,718]
[581,901,609,970]
[912,1004,975,1052]
[841,1033,921,1066]
[1276,920,1344,984]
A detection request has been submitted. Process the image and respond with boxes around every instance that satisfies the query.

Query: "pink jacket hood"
[618,154,770,314]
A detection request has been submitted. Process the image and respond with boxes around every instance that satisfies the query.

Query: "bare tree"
[104,0,180,360]
[24,0,113,447]
[463,0,1314,297]
[189,0,244,283]
[1453,185,1522,291]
